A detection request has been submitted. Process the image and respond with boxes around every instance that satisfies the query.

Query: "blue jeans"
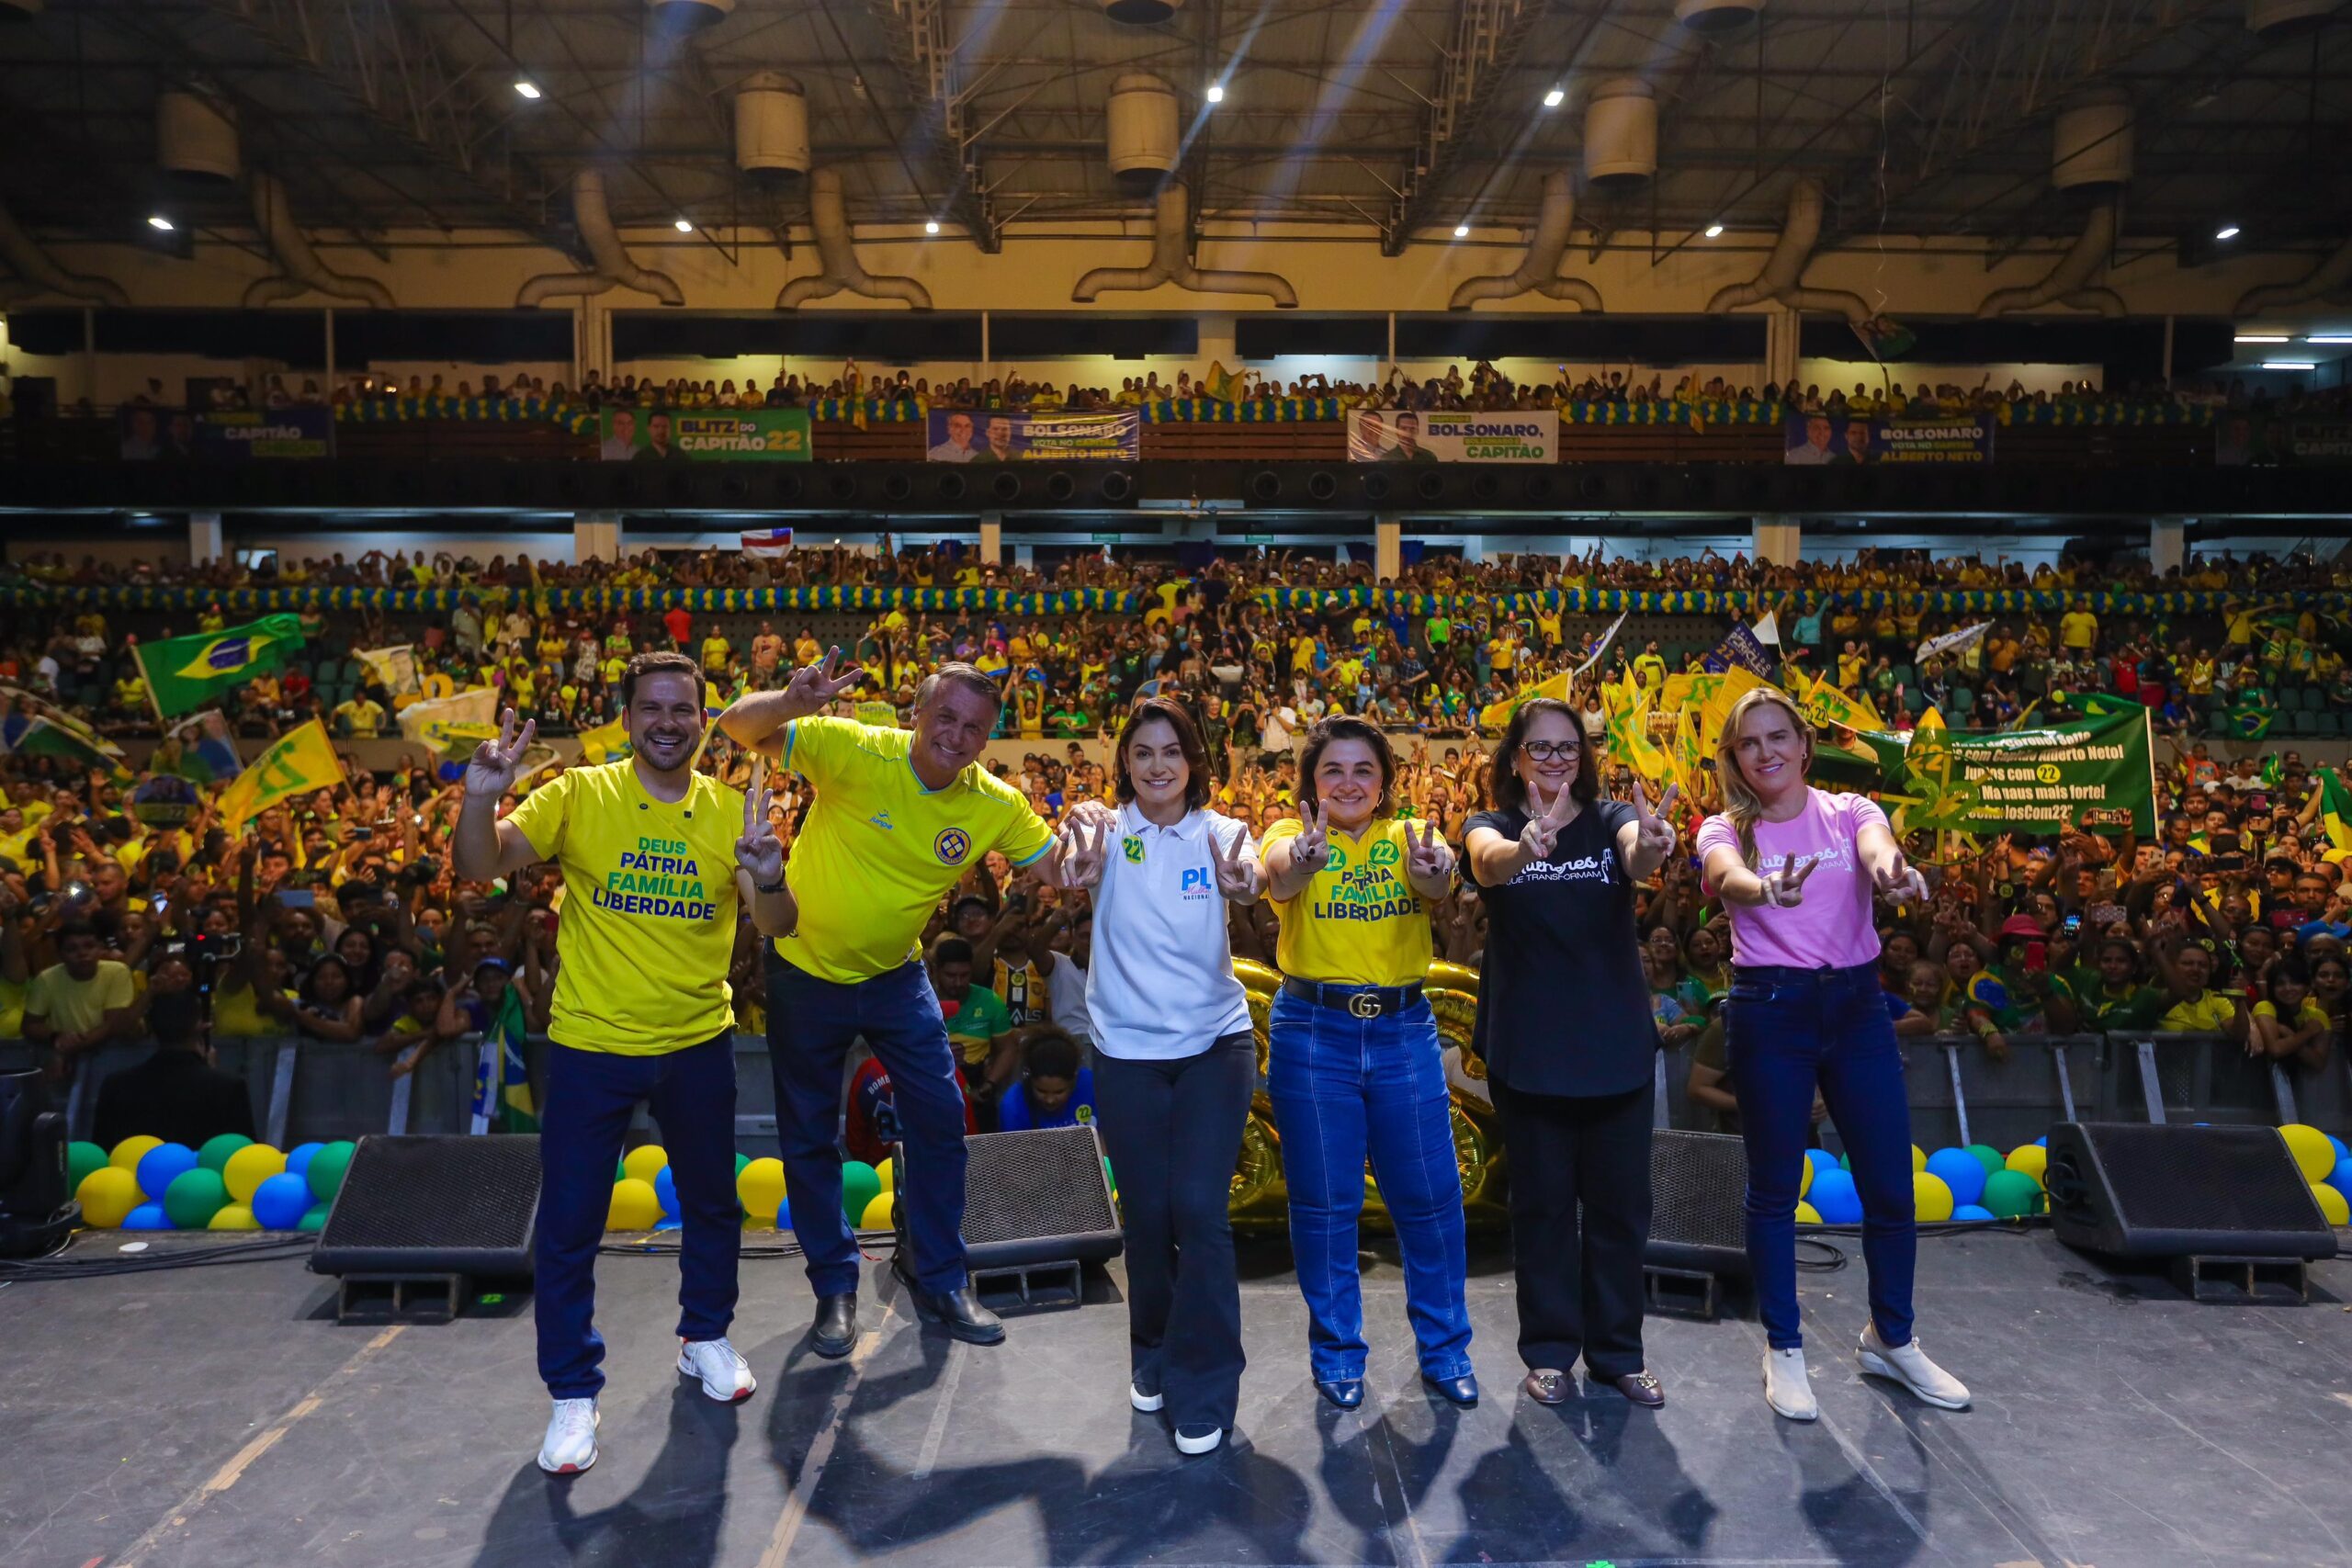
[1268,989,1473,1382]
[1724,962,1916,1351]
[537,1033,739,1399]
[767,954,971,1296]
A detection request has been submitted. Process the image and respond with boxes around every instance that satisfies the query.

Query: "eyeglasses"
[1520,740,1580,761]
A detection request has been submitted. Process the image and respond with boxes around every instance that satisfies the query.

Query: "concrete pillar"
[188,513,224,565]
[1374,513,1402,582]
[1013,543,1035,570]
[979,511,1004,565]
[574,511,622,564]
[1753,514,1801,566]
[1461,536,1486,565]
[1765,304,1800,389]
[2151,516,2187,578]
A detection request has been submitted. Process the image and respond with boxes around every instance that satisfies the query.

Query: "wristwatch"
[754,880,786,895]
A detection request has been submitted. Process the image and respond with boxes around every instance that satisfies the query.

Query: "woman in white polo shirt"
[1061,696,1263,1458]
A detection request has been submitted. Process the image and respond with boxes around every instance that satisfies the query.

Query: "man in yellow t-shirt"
[453,650,795,1475]
[2058,606,2098,653]
[721,657,1062,1354]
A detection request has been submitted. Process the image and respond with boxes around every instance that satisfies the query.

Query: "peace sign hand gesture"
[1519,778,1576,863]
[1058,816,1108,890]
[783,646,866,716]
[1632,777,1679,860]
[1406,818,1455,883]
[1872,847,1929,906]
[464,708,537,800]
[1761,854,1821,909]
[1210,823,1261,901]
[1290,797,1330,873]
[735,759,785,886]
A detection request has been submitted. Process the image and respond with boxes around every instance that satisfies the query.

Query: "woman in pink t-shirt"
[1696,687,1970,1425]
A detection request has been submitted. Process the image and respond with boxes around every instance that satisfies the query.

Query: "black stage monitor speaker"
[1646,1128,1750,1276]
[2045,1122,2337,1260]
[901,1125,1124,1274]
[309,1134,540,1280]
[0,1068,73,1258]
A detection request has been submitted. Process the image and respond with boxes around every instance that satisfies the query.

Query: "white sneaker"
[537,1397,600,1474]
[1857,1325,1971,1410]
[1173,1424,1225,1456]
[679,1337,758,1403]
[1762,1347,1818,1422]
[1129,1380,1164,1414]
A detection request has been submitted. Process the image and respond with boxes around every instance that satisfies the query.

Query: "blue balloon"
[2331,1134,2350,1162]
[252,1172,313,1231]
[775,1201,793,1233]
[1926,1147,1987,1208]
[654,1166,680,1216]
[2036,1135,2049,1146]
[2329,1157,2352,1196]
[1952,1204,1996,1223]
[122,1202,175,1231]
[285,1142,324,1177]
[654,1217,683,1232]
[135,1143,198,1203]
[1804,1148,1840,1175]
[1808,1168,1862,1224]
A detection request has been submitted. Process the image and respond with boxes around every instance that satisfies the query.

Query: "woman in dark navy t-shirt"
[1464,697,1678,1410]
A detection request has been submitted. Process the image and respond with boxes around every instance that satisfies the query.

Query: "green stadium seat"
[2292,710,2319,736]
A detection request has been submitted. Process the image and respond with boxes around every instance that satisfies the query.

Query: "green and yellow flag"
[133,615,306,719]
[2316,771,2352,862]
[1793,668,1884,734]
[578,716,631,764]
[218,719,344,829]
[1602,673,1674,784]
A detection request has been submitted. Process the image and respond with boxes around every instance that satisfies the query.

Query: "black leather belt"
[1283,977,1426,1020]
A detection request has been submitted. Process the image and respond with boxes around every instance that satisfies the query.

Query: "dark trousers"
[1092,1032,1256,1430]
[1493,1078,1654,1379]
[768,954,971,1296]
[1725,961,1917,1351]
[536,1032,740,1400]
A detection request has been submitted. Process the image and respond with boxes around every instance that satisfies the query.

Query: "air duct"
[1106,73,1182,189]
[158,90,239,183]
[1976,200,2124,317]
[242,172,393,308]
[1447,172,1603,311]
[776,166,932,310]
[1101,0,1183,20]
[1702,177,1873,327]
[0,199,129,306]
[516,168,684,308]
[2248,0,2342,39]
[735,72,809,178]
[1582,78,1657,186]
[2052,96,2132,191]
[2234,235,2352,315]
[1071,181,1298,308]
[1675,0,1761,32]
[648,0,732,32]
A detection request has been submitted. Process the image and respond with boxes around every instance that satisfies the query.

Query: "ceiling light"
[514,79,541,99]
[1543,87,1565,108]
[2235,333,2290,344]
[1204,83,1225,104]
[2215,224,2240,241]
[1453,222,1470,238]
[1704,222,1724,238]
[924,219,941,234]
[2306,334,2352,344]
[2262,360,2317,370]
[146,214,174,231]
[673,217,693,232]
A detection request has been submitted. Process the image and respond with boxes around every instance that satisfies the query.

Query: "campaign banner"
[2216,412,2352,466]
[598,406,811,461]
[119,406,332,460]
[1348,410,1556,463]
[1782,412,1994,465]
[1857,705,2155,838]
[923,409,1138,461]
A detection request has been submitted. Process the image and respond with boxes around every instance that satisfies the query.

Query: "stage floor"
[5,1228,2351,1568]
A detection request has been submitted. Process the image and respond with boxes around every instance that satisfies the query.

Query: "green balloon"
[1102,1156,1116,1195]
[1981,1168,2043,1219]
[841,1161,882,1227]
[307,1141,356,1204]
[735,1152,751,1176]
[1838,1152,1852,1171]
[164,1168,230,1230]
[67,1141,108,1194]
[1965,1144,2007,1178]
[198,1133,254,1174]
[298,1204,329,1234]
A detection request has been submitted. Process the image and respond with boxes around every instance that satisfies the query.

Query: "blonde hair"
[1713,686,1816,871]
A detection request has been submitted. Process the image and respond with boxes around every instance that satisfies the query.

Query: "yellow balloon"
[1910,1144,1928,1173]
[1793,1201,1822,1226]
[223,1144,288,1204]
[874,1157,896,1191]
[2279,1124,2335,1183]
[109,1134,164,1173]
[607,1177,663,1231]
[209,1203,261,1231]
[77,1167,142,1228]
[2311,1179,2350,1226]
[860,1192,896,1230]
[621,1145,670,1185]
[1913,1171,1955,1223]
[736,1157,786,1225]
[1799,1156,1815,1199]
[2006,1144,2048,1183]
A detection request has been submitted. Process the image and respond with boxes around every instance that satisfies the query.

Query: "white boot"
[1858,1325,1970,1410]
[537,1397,600,1474]
[1762,1347,1818,1422]
[678,1337,758,1403]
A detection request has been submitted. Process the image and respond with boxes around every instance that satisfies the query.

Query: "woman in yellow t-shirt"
[1260,716,1475,1410]
[2252,964,2334,1074]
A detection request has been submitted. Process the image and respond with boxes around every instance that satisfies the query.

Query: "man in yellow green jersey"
[453,651,796,1478]
[721,657,1068,1356]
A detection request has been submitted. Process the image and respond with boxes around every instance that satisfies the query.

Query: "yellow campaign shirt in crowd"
[1261,816,1432,987]
[506,760,746,1055]
[25,959,134,1037]
[2059,609,2098,650]
[2159,988,2237,1034]
[775,716,1055,985]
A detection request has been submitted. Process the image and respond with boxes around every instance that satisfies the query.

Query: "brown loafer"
[1521,1368,1572,1405]
[1611,1371,1665,1408]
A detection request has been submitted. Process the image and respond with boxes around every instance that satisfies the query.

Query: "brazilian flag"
[132,614,307,718]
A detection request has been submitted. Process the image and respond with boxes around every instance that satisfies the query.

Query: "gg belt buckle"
[1347,989,1382,1020]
